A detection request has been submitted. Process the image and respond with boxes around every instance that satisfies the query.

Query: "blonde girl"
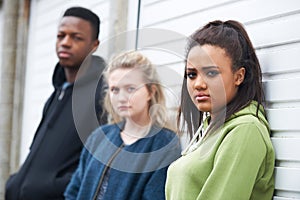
[65,51,181,200]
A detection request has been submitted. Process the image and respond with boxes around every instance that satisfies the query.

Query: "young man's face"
[56,16,99,68]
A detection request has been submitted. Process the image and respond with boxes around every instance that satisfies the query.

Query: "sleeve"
[64,136,94,200]
[196,123,267,200]
[142,167,168,200]
[143,133,181,200]
[29,92,56,150]
[5,173,18,200]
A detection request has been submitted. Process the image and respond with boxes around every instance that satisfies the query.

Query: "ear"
[91,39,100,53]
[234,67,245,86]
[148,84,157,101]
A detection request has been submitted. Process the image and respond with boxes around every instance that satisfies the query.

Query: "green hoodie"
[166,101,275,200]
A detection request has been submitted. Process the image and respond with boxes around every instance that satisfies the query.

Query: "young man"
[5,7,107,200]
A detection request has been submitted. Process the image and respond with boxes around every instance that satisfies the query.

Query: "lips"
[58,51,72,59]
[118,106,130,110]
[195,93,210,101]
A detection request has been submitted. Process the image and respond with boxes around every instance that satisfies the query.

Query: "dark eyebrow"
[202,66,219,70]
[186,67,196,71]
[186,66,219,71]
[57,30,85,36]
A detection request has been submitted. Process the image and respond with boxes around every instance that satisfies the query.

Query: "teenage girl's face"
[108,68,152,123]
[186,45,244,118]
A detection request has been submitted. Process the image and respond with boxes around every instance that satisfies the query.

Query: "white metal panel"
[0,6,2,83]
[141,0,237,26]
[247,13,300,48]
[137,48,184,109]
[141,0,300,28]
[275,167,300,197]
[257,43,300,75]
[272,138,300,162]
[264,78,300,103]
[21,0,50,163]
[140,0,300,36]
[141,0,251,35]
[274,196,300,200]
[266,108,300,131]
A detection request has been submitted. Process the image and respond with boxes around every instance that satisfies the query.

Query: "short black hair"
[63,6,100,40]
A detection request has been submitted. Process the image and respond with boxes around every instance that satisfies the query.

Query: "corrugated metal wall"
[138,0,300,199]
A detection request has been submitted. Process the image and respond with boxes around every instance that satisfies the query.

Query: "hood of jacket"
[227,101,269,131]
[203,101,270,133]
[52,55,106,89]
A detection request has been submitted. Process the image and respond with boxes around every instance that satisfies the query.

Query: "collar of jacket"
[52,55,106,90]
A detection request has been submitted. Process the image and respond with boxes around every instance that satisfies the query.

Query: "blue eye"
[110,87,119,94]
[206,70,219,77]
[127,87,136,93]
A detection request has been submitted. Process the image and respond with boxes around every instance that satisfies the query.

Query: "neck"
[64,67,79,83]
[123,117,151,135]
[210,106,226,122]
[121,117,151,145]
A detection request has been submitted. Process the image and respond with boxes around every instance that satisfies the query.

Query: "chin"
[196,105,211,113]
[193,102,210,112]
[59,61,71,67]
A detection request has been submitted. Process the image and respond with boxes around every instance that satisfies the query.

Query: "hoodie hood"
[52,55,106,89]
[203,101,270,133]
[227,101,269,131]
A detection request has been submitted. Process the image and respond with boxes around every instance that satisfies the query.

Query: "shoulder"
[90,123,119,138]
[91,55,106,69]
[220,114,272,151]
[223,113,267,137]
[227,114,268,135]
[150,126,181,149]
[148,126,181,163]
[153,126,178,140]
[226,102,269,131]
[85,123,120,148]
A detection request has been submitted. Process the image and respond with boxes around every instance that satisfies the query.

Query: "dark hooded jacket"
[5,55,107,200]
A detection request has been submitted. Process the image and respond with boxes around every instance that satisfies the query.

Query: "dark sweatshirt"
[5,55,107,200]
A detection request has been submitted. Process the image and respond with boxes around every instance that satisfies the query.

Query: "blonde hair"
[104,50,171,129]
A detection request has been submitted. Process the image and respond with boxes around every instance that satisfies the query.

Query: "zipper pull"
[58,89,65,100]
[58,82,70,101]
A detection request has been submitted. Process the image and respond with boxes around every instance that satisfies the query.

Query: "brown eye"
[186,72,197,79]
[57,34,64,39]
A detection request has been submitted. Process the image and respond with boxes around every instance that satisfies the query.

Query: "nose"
[194,74,207,90]
[117,89,128,102]
[60,35,72,47]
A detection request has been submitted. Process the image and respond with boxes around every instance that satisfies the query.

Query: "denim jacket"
[64,123,181,200]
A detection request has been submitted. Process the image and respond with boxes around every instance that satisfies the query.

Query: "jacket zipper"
[92,143,125,200]
[58,89,65,100]
[58,82,70,100]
